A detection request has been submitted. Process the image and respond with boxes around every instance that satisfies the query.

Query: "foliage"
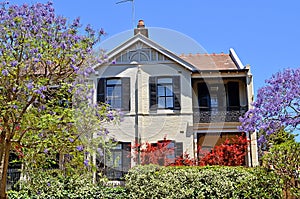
[125,165,283,199]
[0,1,113,195]
[7,169,127,199]
[198,134,249,166]
[133,135,248,167]
[239,68,300,144]
[262,140,300,198]
[132,138,174,166]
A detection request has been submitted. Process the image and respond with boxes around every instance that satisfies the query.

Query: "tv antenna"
[116,0,135,29]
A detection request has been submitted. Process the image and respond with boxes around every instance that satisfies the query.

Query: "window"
[157,78,174,109]
[97,77,130,111]
[104,142,131,180]
[198,82,210,110]
[106,79,122,109]
[148,140,183,166]
[226,82,240,110]
[149,76,181,111]
[197,82,227,111]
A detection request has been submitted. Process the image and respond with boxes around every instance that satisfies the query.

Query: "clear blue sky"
[9,0,300,140]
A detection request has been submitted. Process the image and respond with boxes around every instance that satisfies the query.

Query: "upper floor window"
[197,81,240,111]
[157,78,174,109]
[149,76,181,111]
[97,77,130,111]
[227,82,240,110]
[106,79,122,109]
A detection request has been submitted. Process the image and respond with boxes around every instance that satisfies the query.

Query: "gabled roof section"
[93,33,197,71]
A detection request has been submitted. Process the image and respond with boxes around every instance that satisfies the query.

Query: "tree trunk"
[0,140,11,199]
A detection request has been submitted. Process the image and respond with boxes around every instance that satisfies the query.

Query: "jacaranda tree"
[0,1,109,197]
[239,68,300,144]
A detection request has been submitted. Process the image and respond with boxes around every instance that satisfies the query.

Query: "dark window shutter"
[173,76,181,110]
[122,143,131,172]
[175,142,183,158]
[121,77,130,111]
[97,78,105,103]
[149,76,157,111]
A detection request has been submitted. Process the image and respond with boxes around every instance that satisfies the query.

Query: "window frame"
[157,77,174,109]
[104,142,131,180]
[105,78,122,109]
[149,76,181,111]
[97,77,130,111]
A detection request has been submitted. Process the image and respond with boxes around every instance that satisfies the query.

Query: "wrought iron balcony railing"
[193,106,248,123]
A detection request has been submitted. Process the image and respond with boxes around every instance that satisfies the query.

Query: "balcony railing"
[193,106,248,123]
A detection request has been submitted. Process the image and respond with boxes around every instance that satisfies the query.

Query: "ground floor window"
[139,140,183,166]
[104,142,131,180]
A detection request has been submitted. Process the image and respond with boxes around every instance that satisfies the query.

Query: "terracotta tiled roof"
[179,53,239,70]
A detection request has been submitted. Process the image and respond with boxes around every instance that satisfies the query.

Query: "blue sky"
[10,0,300,92]
[9,0,300,140]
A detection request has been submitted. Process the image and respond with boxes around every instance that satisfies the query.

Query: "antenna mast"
[116,0,135,29]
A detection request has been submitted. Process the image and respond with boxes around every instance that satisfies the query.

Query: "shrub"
[125,165,283,199]
[7,169,128,199]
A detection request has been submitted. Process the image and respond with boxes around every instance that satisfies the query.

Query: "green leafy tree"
[263,140,300,198]
[0,1,110,197]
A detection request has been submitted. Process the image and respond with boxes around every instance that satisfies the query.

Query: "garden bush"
[125,165,283,199]
[7,169,127,199]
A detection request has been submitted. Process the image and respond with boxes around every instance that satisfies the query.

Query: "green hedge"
[7,169,127,199]
[8,186,127,199]
[125,165,284,199]
[8,166,284,198]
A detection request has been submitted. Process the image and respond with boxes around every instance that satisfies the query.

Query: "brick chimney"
[134,20,148,37]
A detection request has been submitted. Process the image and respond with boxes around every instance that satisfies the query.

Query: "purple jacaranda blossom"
[39,86,47,91]
[0,1,103,192]
[12,105,18,109]
[72,17,80,27]
[68,138,74,143]
[47,182,51,186]
[27,82,34,90]
[10,61,18,67]
[1,69,8,76]
[257,135,266,144]
[44,149,48,154]
[70,64,79,71]
[76,145,83,151]
[99,28,105,35]
[106,111,114,120]
[33,89,45,99]
[84,159,89,167]
[46,60,52,65]
[239,68,300,144]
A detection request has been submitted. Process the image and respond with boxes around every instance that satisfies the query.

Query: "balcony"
[193,106,248,123]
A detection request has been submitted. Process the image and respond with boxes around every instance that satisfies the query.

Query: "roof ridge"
[178,53,229,57]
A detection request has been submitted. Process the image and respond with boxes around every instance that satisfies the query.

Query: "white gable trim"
[93,33,196,71]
